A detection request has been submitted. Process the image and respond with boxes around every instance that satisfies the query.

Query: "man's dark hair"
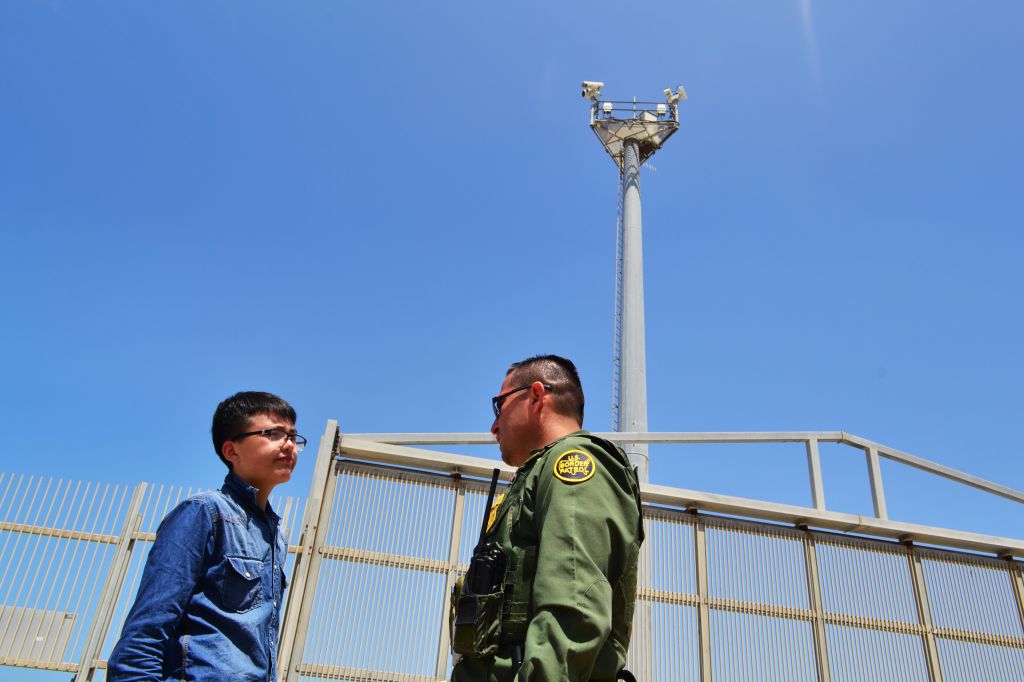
[505,354,585,424]
[211,391,297,468]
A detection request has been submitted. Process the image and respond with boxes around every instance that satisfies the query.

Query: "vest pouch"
[453,590,504,657]
[500,545,536,645]
[452,543,507,657]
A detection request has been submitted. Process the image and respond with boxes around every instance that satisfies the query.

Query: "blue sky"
[2,0,1022,551]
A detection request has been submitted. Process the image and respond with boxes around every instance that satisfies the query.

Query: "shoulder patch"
[552,449,596,484]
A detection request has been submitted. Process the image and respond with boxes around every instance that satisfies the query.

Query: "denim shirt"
[108,472,289,681]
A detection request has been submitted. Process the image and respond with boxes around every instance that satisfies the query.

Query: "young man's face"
[224,412,299,492]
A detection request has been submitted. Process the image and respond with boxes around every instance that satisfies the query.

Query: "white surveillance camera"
[581,80,605,100]
[664,84,687,105]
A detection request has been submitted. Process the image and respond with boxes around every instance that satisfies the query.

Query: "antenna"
[583,81,686,482]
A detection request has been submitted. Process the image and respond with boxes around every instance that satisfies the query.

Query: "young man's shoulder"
[160,486,243,529]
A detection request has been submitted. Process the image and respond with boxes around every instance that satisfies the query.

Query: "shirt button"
[244,572,251,578]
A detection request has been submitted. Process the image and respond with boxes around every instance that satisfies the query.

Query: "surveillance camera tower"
[583,82,685,482]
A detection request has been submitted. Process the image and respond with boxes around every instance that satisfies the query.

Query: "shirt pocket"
[221,556,263,613]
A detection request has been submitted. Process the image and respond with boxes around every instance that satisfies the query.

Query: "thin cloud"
[800,0,823,88]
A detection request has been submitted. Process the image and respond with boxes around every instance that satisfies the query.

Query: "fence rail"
[2,421,1023,680]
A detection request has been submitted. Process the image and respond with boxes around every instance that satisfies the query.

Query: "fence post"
[905,544,943,682]
[634,513,654,681]
[433,475,466,679]
[801,532,831,682]
[1008,559,1024,640]
[692,512,713,681]
[278,420,340,681]
[73,482,147,681]
[805,439,826,511]
[865,447,888,519]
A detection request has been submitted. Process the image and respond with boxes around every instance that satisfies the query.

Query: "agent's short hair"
[211,391,297,468]
[505,354,585,424]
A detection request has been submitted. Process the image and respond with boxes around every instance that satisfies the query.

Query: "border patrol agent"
[451,355,644,681]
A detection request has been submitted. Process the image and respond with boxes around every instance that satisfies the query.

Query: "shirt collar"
[222,471,279,521]
[520,429,589,469]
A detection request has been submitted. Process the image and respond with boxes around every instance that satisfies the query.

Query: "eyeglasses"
[232,428,307,453]
[491,383,551,418]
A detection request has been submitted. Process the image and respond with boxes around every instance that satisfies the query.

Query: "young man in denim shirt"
[108,391,304,681]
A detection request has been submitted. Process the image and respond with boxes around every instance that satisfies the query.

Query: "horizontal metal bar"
[931,626,1024,649]
[708,598,814,623]
[638,587,700,608]
[338,436,516,480]
[0,656,76,672]
[598,100,674,106]
[343,431,848,445]
[843,433,1024,504]
[0,521,119,545]
[294,663,438,681]
[344,433,496,445]
[317,546,449,574]
[344,431,1024,506]
[638,589,1024,648]
[644,482,1024,557]
[599,431,847,444]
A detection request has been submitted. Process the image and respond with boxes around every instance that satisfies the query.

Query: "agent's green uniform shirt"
[451,431,644,682]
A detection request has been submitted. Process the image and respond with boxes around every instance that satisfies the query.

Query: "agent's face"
[223,413,299,492]
[490,376,536,467]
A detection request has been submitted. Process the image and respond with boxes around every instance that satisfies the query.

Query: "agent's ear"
[528,381,547,408]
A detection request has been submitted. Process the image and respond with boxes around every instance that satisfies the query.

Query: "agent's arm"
[518,447,632,681]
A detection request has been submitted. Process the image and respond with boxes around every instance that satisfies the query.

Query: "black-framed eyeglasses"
[232,428,307,453]
[491,383,551,418]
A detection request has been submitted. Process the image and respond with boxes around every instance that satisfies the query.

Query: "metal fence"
[0,473,304,680]
[2,420,1023,681]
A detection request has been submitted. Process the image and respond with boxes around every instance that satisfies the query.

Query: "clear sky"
[2,0,1022,551]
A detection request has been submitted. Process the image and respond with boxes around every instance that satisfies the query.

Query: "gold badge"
[552,450,596,484]
[486,493,506,532]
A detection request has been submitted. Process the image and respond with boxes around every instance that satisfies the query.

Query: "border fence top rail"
[343,431,1024,504]
[338,430,1024,558]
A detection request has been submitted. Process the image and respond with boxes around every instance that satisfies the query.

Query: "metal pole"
[433,477,466,679]
[802,532,832,682]
[618,139,649,482]
[692,513,713,681]
[806,438,827,511]
[905,544,944,681]
[278,420,339,681]
[865,446,889,519]
[74,482,147,681]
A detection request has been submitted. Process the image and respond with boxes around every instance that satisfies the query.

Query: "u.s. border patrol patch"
[552,449,596,484]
